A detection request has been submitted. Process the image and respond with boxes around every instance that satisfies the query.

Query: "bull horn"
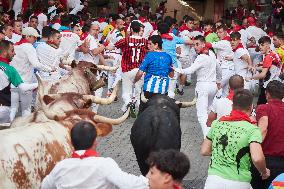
[175,97,197,108]
[93,107,130,125]
[141,92,148,103]
[82,85,118,105]
[96,64,119,72]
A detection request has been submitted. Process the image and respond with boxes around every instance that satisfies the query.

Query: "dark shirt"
[256,99,284,157]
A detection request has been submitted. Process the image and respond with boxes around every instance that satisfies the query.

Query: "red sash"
[71,149,99,159]
[219,110,256,124]
[222,36,231,41]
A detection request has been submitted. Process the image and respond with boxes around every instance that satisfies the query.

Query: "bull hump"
[12,161,31,189]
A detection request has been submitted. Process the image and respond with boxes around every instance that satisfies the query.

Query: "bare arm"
[250,142,270,179]
[257,116,269,140]
[251,68,269,80]
[91,44,105,56]
[207,112,217,127]
[200,138,212,156]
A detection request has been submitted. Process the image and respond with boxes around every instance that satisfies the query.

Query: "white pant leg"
[91,87,103,113]
[10,88,20,121]
[121,68,142,111]
[168,71,178,99]
[221,68,235,97]
[12,0,23,18]
[112,67,122,88]
[196,82,217,137]
[19,90,33,117]
[108,72,116,91]
[204,175,251,189]
[0,106,10,123]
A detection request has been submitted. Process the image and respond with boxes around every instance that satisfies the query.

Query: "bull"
[0,75,130,189]
[130,94,196,175]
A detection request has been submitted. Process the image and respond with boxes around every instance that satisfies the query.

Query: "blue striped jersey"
[139,51,173,94]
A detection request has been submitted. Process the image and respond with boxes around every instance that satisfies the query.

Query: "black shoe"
[177,89,184,95]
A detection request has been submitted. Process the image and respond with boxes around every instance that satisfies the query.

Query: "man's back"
[207,119,262,182]
[41,156,148,189]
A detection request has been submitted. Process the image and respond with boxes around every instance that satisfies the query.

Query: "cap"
[22,27,40,37]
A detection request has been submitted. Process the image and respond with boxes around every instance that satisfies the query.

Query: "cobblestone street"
[98,82,209,189]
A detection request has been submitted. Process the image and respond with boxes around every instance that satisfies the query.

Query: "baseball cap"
[22,27,40,37]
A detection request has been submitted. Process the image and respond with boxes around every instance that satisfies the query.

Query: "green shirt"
[207,120,262,182]
[205,32,219,43]
[0,61,23,87]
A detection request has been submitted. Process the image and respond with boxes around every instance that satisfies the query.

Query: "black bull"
[130,94,182,175]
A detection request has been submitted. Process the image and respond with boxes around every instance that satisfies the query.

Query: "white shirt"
[11,33,22,43]
[183,51,220,82]
[142,22,153,39]
[37,43,64,80]
[211,97,233,119]
[246,26,267,46]
[68,0,82,9]
[233,47,250,75]
[211,40,234,69]
[106,28,124,54]
[60,30,82,59]
[78,34,100,64]
[239,29,251,47]
[10,43,51,83]
[41,155,149,189]
[48,6,57,20]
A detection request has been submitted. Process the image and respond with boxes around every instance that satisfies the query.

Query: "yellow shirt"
[276,45,284,72]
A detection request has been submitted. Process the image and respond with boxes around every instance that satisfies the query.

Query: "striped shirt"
[139,51,173,94]
[115,36,147,72]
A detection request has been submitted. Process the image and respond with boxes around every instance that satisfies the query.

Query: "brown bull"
[0,76,130,189]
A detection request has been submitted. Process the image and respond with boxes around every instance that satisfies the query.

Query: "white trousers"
[0,106,10,123]
[91,87,103,113]
[221,68,235,97]
[106,54,122,91]
[10,88,33,121]
[121,68,143,112]
[168,71,178,99]
[195,82,217,137]
[12,0,23,18]
[204,175,252,189]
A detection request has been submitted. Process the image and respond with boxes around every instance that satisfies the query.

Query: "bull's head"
[36,74,119,120]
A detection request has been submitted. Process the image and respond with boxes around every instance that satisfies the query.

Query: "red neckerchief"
[232,43,244,52]
[13,31,21,35]
[233,25,242,32]
[33,11,41,17]
[179,24,191,33]
[161,33,173,41]
[71,149,99,159]
[222,36,231,41]
[110,21,116,28]
[80,32,89,40]
[219,110,256,124]
[61,29,71,32]
[0,57,10,64]
[15,38,30,45]
[227,90,234,101]
[204,30,212,37]
[173,183,182,189]
[47,40,59,49]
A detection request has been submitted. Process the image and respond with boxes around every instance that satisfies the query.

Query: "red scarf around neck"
[219,110,256,124]
[71,149,99,159]
[232,43,244,52]
[227,90,234,100]
[161,33,173,41]
[222,36,231,41]
[173,183,183,189]
[15,38,30,45]
[0,57,10,64]
[204,30,212,37]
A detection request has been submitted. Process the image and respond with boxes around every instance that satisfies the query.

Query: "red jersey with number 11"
[115,36,148,72]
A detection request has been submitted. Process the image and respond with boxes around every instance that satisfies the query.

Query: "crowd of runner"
[0,0,283,188]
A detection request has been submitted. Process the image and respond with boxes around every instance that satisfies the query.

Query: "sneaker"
[177,89,184,95]
[129,104,137,118]
[185,81,192,86]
